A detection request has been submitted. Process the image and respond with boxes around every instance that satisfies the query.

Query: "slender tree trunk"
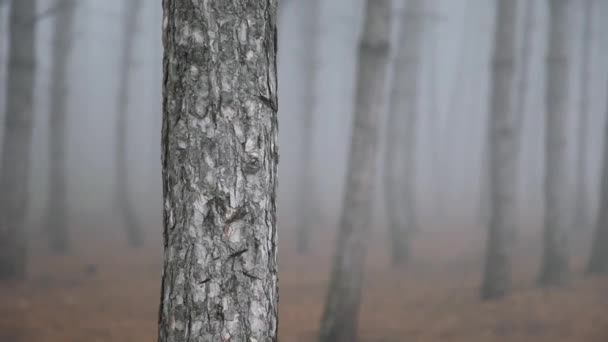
[574,0,594,233]
[539,0,571,287]
[158,1,279,341]
[515,0,535,236]
[0,0,36,280]
[480,0,519,300]
[319,1,392,340]
[384,0,424,265]
[47,0,76,253]
[587,86,608,274]
[296,0,320,254]
[116,0,144,247]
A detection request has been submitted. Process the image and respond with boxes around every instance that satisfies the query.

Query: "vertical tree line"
[320,0,392,340]
[158,0,279,340]
[47,0,76,253]
[0,0,37,280]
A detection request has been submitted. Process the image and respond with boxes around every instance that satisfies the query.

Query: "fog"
[1,0,608,340]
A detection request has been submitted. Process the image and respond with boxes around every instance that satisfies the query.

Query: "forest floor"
[1,227,607,342]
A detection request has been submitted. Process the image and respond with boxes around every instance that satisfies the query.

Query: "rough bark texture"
[574,0,593,233]
[480,0,519,300]
[0,0,36,280]
[539,0,571,287]
[319,1,391,341]
[47,0,76,253]
[587,87,608,274]
[116,0,144,247]
[158,1,279,341]
[295,0,320,254]
[384,0,424,265]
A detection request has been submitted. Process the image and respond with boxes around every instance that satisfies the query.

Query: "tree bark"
[480,0,519,300]
[116,0,144,247]
[574,0,594,233]
[587,85,608,274]
[47,0,76,253]
[384,0,424,265]
[539,0,571,287]
[158,1,279,341]
[295,0,320,254]
[319,0,392,340]
[0,0,37,280]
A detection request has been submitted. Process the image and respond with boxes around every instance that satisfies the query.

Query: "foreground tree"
[587,86,608,274]
[0,0,37,280]
[574,0,594,233]
[319,0,392,340]
[480,0,520,300]
[158,0,279,341]
[296,0,321,254]
[384,0,424,265]
[115,0,144,247]
[539,0,571,286]
[47,0,76,253]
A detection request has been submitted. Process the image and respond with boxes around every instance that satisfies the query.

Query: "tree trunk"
[47,0,76,253]
[0,0,36,280]
[574,0,594,233]
[296,0,320,254]
[480,0,519,300]
[116,0,144,247]
[384,0,424,265]
[158,1,279,341]
[319,0,392,340]
[514,0,535,240]
[539,0,571,287]
[587,86,608,274]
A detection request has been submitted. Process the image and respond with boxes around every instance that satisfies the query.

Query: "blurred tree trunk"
[574,0,594,233]
[514,0,535,238]
[116,0,143,247]
[47,0,76,253]
[296,0,320,254]
[480,0,519,300]
[587,86,608,274]
[384,0,424,265]
[0,0,37,280]
[539,0,571,286]
[319,0,392,340]
[158,0,279,341]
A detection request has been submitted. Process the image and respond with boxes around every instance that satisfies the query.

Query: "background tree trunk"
[384,0,424,265]
[539,0,571,287]
[116,0,144,247]
[587,85,608,274]
[319,0,392,340]
[296,0,320,254]
[480,0,519,300]
[158,0,279,341]
[0,0,37,280]
[47,0,76,253]
[574,0,594,233]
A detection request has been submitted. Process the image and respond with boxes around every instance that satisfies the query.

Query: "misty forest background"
[1,0,608,341]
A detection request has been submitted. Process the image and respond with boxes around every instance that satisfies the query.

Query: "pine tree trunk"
[480,0,519,300]
[158,1,279,341]
[0,0,37,280]
[587,86,608,274]
[384,0,424,265]
[47,0,76,253]
[574,0,593,233]
[296,0,320,254]
[116,0,144,247]
[319,1,392,340]
[539,0,571,287]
